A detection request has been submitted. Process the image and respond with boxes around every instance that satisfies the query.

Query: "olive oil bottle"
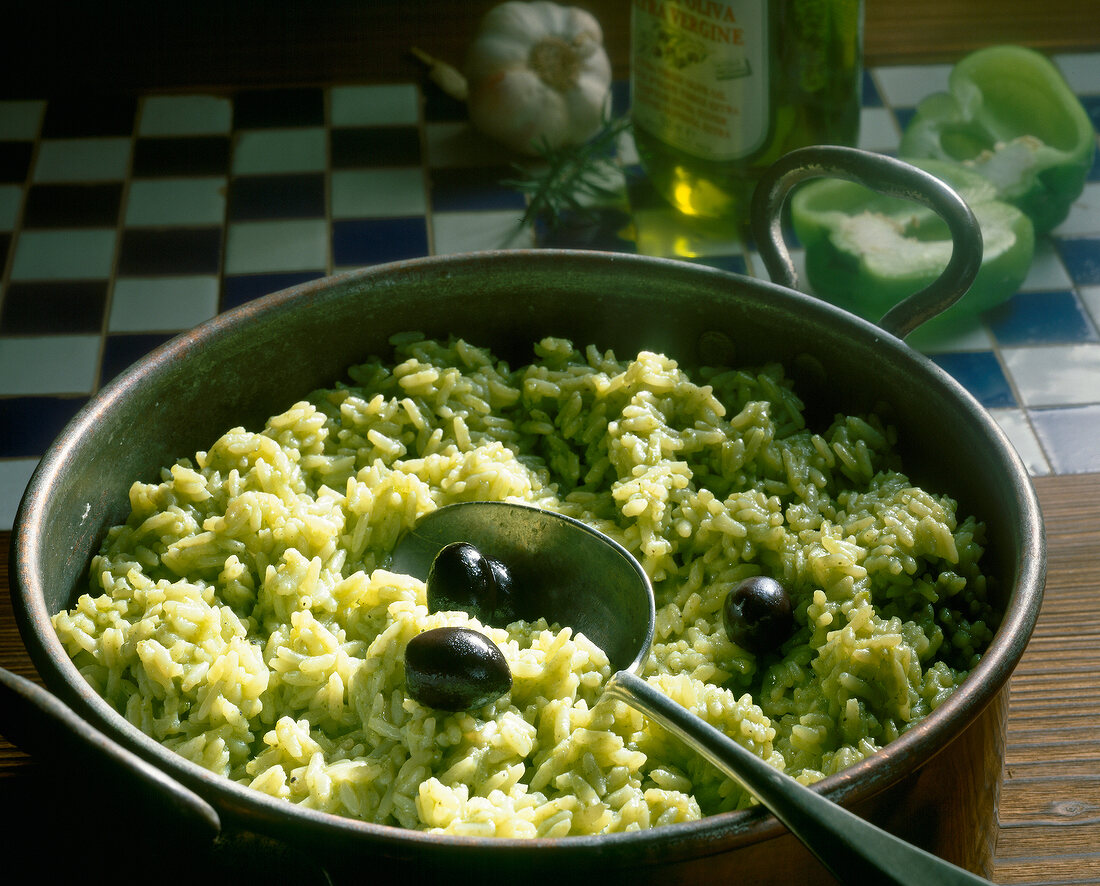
[631,0,863,226]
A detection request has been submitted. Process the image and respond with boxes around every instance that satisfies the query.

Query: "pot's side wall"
[11,253,1030,878]
[296,687,1008,884]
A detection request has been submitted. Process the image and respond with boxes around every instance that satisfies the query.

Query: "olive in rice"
[53,335,997,836]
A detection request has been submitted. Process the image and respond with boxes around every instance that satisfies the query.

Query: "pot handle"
[1,665,342,881]
[749,145,983,341]
[0,665,222,840]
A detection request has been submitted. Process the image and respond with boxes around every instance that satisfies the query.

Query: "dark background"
[2,0,1098,98]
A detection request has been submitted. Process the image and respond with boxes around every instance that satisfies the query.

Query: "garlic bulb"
[463,1,613,156]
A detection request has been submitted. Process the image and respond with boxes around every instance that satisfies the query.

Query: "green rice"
[53,335,997,836]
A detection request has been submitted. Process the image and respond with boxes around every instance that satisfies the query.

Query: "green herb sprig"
[502,115,633,229]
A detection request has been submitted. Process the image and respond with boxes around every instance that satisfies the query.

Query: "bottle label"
[631,0,769,161]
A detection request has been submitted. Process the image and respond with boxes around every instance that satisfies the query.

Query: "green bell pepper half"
[899,44,1096,234]
[790,158,1035,332]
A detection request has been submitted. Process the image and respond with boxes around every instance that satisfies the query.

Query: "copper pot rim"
[11,248,1046,864]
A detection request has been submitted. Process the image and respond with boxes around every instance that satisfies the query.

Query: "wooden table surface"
[2,473,1099,882]
[1,0,1099,880]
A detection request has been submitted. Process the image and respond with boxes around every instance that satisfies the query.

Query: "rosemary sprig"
[502,115,633,229]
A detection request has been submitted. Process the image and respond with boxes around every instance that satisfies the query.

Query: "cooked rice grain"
[53,335,997,834]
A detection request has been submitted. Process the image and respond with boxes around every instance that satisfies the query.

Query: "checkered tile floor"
[2,54,1100,529]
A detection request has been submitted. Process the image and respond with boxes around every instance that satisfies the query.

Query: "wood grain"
[992,473,1100,883]
[0,0,1097,97]
[3,472,1100,880]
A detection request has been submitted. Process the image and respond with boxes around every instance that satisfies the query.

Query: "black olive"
[722,576,795,654]
[485,555,518,624]
[426,542,522,627]
[404,626,512,711]
[426,542,497,622]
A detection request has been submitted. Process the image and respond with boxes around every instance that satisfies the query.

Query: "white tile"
[109,276,219,332]
[10,229,117,281]
[1002,343,1100,407]
[617,128,640,166]
[788,248,808,290]
[431,211,534,255]
[0,335,101,395]
[225,219,329,274]
[0,458,39,532]
[34,137,132,183]
[0,100,45,140]
[988,408,1052,477]
[330,84,420,127]
[139,94,233,136]
[1054,52,1100,93]
[871,64,952,108]
[125,177,227,227]
[857,107,900,153]
[1021,237,1074,291]
[331,168,427,218]
[1052,181,1100,238]
[233,128,327,174]
[1031,404,1100,473]
[0,184,21,230]
[1081,285,1100,328]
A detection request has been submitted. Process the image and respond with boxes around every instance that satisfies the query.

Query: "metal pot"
[5,148,1045,884]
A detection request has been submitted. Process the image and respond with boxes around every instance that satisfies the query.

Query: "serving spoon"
[391,500,994,886]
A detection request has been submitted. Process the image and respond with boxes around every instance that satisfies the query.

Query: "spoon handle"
[605,670,992,885]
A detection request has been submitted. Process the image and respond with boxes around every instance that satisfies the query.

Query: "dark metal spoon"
[392,500,993,885]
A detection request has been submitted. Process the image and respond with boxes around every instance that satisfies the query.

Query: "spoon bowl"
[392,500,993,885]
[390,501,654,674]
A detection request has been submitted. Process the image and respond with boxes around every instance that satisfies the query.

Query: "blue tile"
[41,95,136,138]
[611,80,632,117]
[1080,95,1100,140]
[891,107,917,134]
[986,290,1099,346]
[0,395,90,456]
[332,217,429,267]
[536,208,636,252]
[23,183,122,228]
[233,88,324,129]
[1087,137,1100,184]
[430,166,527,212]
[691,254,749,275]
[626,168,673,212]
[0,141,32,183]
[222,271,325,311]
[861,69,883,107]
[133,136,231,177]
[228,173,326,220]
[100,333,175,386]
[0,281,108,334]
[930,351,1017,408]
[1056,236,1100,285]
[422,84,468,124]
[118,228,223,275]
[1030,404,1100,473]
[331,127,422,168]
